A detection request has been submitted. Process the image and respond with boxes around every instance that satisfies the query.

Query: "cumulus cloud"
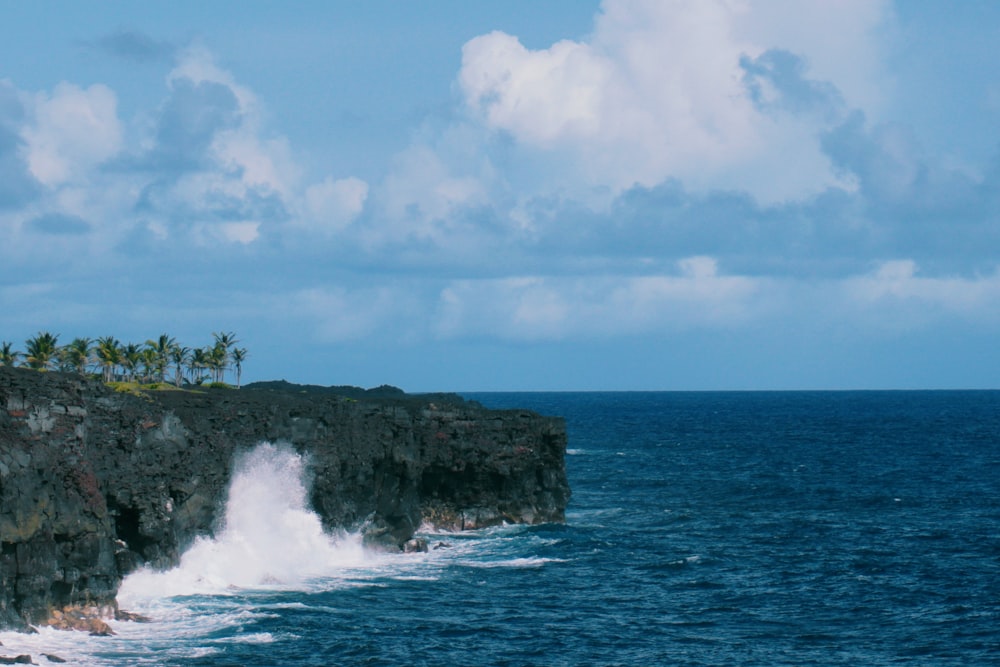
[150,47,296,196]
[0,81,40,209]
[728,0,890,113]
[118,47,319,246]
[21,82,122,186]
[460,31,612,148]
[459,2,759,194]
[303,176,368,233]
[1,44,374,258]
[134,169,287,246]
[149,77,242,171]
[379,143,488,233]
[457,0,890,201]
[359,120,514,254]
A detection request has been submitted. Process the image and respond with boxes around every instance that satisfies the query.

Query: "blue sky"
[2,1,999,391]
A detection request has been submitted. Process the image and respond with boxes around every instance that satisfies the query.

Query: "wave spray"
[119,442,369,602]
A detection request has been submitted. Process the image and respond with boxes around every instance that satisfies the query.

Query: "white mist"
[119,442,370,602]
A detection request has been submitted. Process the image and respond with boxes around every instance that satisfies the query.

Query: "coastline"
[0,366,570,634]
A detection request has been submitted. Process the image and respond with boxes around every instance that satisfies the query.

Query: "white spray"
[119,442,370,602]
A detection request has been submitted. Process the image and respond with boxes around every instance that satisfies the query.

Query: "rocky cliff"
[0,367,569,630]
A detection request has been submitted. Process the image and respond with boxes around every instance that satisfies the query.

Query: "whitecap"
[163,646,222,660]
[460,556,567,569]
[213,632,276,644]
[0,626,110,666]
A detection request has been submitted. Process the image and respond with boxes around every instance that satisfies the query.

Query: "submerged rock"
[403,538,429,553]
[44,604,116,635]
[0,367,570,628]
[114,609,151,623]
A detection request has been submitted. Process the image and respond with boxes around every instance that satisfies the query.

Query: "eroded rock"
[0,366,570,628]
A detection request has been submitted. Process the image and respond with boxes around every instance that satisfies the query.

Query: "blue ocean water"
[2,391,999,666]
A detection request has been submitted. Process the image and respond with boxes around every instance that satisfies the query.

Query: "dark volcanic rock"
[0,367,569,629]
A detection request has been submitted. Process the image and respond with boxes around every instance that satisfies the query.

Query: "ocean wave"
[0,626,110,666]
[8,441,575,666]
[119,443,374,601]
[212,632,277,644]
[459,556,568,569]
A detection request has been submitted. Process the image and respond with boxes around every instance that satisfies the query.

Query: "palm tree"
[207,344,228,384]
[120,343,143,382]
[140,347,158,384]
[213,331,238,350]
[231,347,248,388]
[8,331,249,384]
[169,344,190,387]
[145,334,176,383]
[24,332,60,370]
[60,337,93,375]
[0,341,21,367]
[211,331,238,383]
[95,336,121,382]
[189,347,209,384]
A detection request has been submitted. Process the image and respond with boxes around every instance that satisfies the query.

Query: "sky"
[1,0,999,391]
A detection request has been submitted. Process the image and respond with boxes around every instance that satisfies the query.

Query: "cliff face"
[0,367,569,629]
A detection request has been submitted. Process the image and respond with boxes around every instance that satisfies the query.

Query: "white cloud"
[113,46,375,248]
[166,47,300,199]
[303,176,368,233]
[289,286,420,343]
[217,221,260,245]
[426,258,1000,343]
[846,260,1000,319]
[435,256,767,341]
[458,0,892,202]
[732,0,891,115]
[168,45,257,113]
[460,32,612,148]
[215,132,299,199]
[22,82,122,186]
[3,48,310,254]
[374,140,492,242]
[284,259,999,347]
[260,257,777,346]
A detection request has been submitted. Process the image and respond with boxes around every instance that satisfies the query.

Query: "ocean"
[1,391,998,665]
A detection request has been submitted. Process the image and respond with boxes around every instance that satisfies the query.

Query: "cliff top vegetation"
[0,331,248,389]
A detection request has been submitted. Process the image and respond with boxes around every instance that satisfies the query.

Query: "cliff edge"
[0,367,570,629]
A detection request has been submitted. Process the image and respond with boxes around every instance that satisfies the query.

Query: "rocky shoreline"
[0,367,570,633]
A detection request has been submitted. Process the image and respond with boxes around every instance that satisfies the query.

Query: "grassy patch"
[106,381,198,395]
